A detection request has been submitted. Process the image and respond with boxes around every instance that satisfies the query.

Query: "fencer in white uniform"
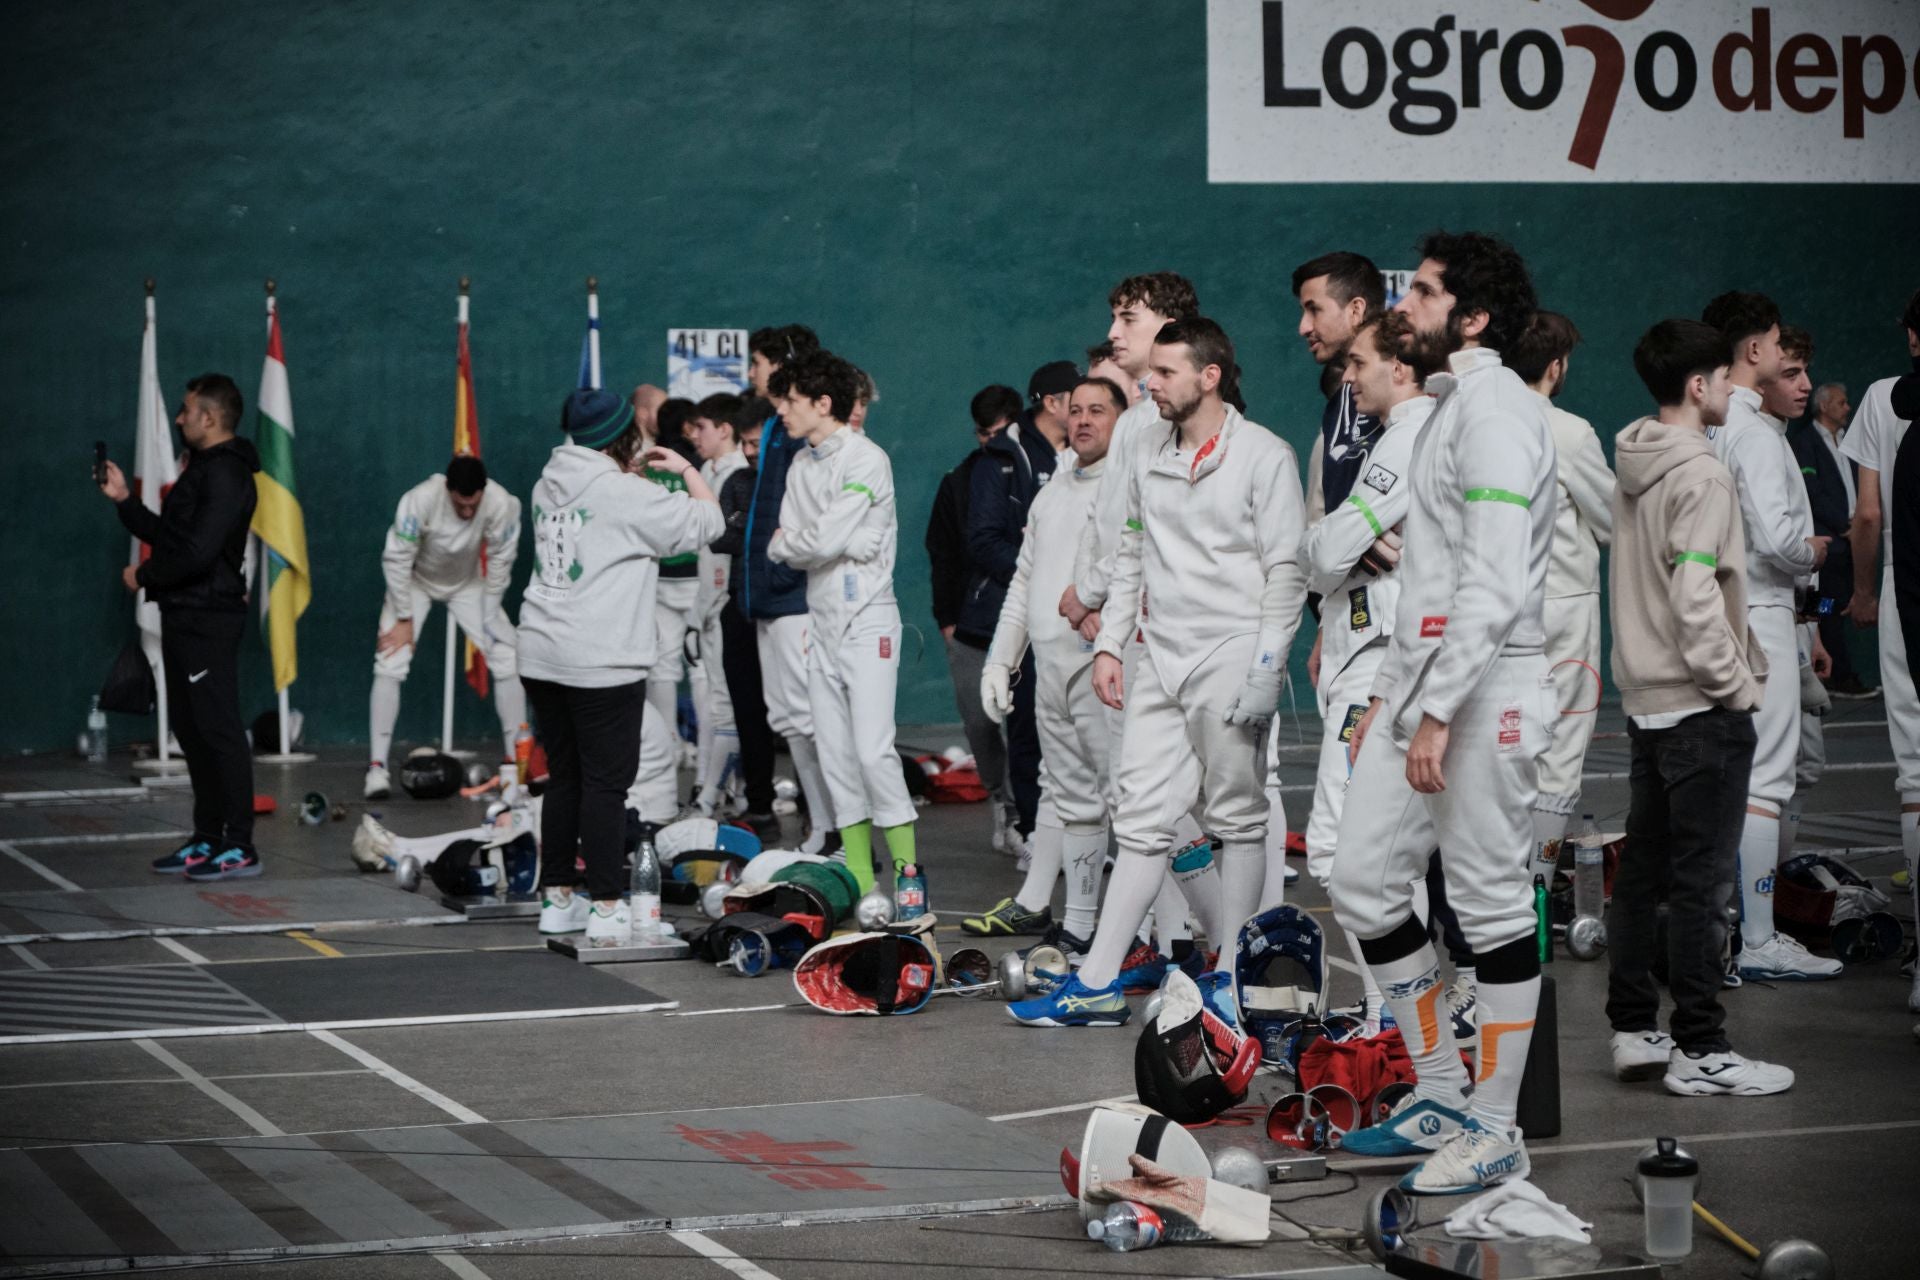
[691,410,750,814]
[1012,316,1306,1027]
[1329,235,1554,1195]
[969,377,1125,945]
[1298,313,1436,1026]
[767,353,916,896]
[1702,293,1835,980]
[367,458,525,799]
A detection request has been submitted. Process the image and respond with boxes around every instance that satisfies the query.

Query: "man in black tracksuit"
[100,373,263,879]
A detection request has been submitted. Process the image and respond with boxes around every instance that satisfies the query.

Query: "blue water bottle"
[895,863,928,921]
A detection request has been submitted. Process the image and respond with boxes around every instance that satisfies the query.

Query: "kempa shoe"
[1343,1093,1469,1158]
[960,897,1052,937]
[364,763,392,801]
[1663,1048,1794,1097]
[539,888,589,935]
[1737,932,1842,981]
[1611,1029,1676,1082]
[585,899,632,948]
[1399,1120,1529,1196]
[1006,973,1130,1027]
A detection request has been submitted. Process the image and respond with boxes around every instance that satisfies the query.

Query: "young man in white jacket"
[1507,311,1615,874]
[767,352,916,895]
[1701,292,1838,982]
[967,377,1125,944]
[688,396,751,816]
[1298,312,1438,1030]
[366,457,525,800]
[1332,232,1556,1196]
[1011,317,1307,1027]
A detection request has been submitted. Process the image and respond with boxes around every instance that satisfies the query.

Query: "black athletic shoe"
[184,845,262,880]
[152,836,215,875]
[742,811,783,845]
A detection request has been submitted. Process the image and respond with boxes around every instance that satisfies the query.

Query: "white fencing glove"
[845,525,884,562]
[980,662,1014,724]
[1223,666,1283,731]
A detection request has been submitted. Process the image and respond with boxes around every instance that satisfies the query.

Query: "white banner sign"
[1209,0,1920,183]
[667,328,749,400]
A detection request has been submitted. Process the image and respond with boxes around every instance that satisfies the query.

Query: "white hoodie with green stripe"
[1370,347,1557,739]
[768,424,898,643]
[1300,394,1434,687]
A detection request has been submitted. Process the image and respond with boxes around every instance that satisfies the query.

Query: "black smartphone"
[93,441,107,485]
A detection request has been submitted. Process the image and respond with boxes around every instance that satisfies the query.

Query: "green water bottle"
[1534,874,1552,963]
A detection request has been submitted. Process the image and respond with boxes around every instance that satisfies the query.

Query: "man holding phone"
[98,374,266,880]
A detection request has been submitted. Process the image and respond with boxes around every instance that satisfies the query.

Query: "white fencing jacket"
[987,455,1104,683]
[1543,400,1614,600]
[1371,348,1557,737]
[1094,407,1307,694]
[1073,395,1164,611]
[1711,385,1816,609]
[695,449,749,623]
[768,425,898,642]
[382,476,520,617]
[1300,395,1435,686]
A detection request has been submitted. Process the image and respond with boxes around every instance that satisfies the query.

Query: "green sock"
[880,822,917,870]
[840,820,875,893]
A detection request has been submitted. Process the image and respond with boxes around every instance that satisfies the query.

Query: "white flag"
[131,294,179,638]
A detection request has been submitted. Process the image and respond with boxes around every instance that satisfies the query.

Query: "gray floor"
[0,697,1912,1278]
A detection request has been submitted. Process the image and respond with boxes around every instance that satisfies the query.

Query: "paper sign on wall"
[668,329,749,400]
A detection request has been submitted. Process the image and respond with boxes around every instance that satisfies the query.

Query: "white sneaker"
[1737,931,1842,981]
[1015,833,1033,873]
[1663,1047,1794,1097]
[1398,1120,1529,1196]
[1611,1029,1676,1082]
[538,888,589,935]
[1446,976,1479,1050]
[585,899,632,948]
[350,815,395,871]
[364,763,392,801]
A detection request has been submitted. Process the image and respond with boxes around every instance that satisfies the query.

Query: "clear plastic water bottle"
[631,828,662,941]
[1087,1202,1165,1252]
[1574,838,1605,922]
[84,696,108,763]
[895,863,928,921]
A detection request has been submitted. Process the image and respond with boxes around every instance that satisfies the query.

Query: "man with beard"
[1011,317,1306,1026]
[1332,232,1556,1196]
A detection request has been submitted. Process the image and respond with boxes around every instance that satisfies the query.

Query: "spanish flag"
[251,292,311,691]
[454,291,489,696]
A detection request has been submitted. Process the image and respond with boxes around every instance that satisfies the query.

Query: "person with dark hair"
[1332,232,1555,1193]
[1085,341,1138,407]
[768,352,916,894]
[100,374,264,879]
[518,387,723,947]
[1012,316,1307,1027]
[1507,310,1616,875]
[1841,286,1920,1021]
[710,396,781,844]
[737,325,838,854]
[1785,340,1868,698]
[927,384,1020,852]
[1605,318,1789,1094]
[1698,292,1835,981]
[634,396,706,823]
[685,393,750,818]
[847,366,878,433]
[361,454,526,800]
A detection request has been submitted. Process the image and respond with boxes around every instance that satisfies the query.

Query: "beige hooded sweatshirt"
[1609,416,1765,720]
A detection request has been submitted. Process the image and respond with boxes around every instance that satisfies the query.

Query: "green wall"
[5,1,1915,753]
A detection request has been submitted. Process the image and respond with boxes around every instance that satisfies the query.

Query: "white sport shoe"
[1737,932,1842,981]
[1611,1029,1676,1082]
[1398,1120,1529,1196]
[585,899,632,948]
[350,815,395,871]
[538,888,589,935]
[364,763,392,801]
[1446,976,1479,1050]
[1663,1047,1794,1097]
[1015,833,1033,873]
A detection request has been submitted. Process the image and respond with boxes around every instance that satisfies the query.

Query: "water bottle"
[1636,1137,1699,1258]
[513,723,534,784]
[895,863,928,921]
[79,696,108,763]
[1088,1202,1164,1251]
[1533,874,1552,963]
[631,828,662,941]
[1574,838,1605,922]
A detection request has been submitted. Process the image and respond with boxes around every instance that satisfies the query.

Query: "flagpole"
[131,278,186,779]
[254,279,315,765]
[442,277,471,757]
[587,276,601,390]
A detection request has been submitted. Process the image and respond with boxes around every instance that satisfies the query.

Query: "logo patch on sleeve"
[1338,703,1368,743]
[1420,615,1447,638]
[1348,587,1370,631]
[1362,463,1398,494]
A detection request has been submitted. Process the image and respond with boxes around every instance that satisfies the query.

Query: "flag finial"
[144,278,155,296]
[459,276,470,295]
[587,275,597,292]
[265,278,276,297]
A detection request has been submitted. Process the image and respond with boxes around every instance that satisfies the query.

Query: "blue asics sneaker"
[184,845,263,881]
[1194,969,1240,1031]
[1007,973,1131,1027]
[1341,1094,1470,1158]
[1117,939,1170,993]
[1399,1118,1529,1195]
[152,837,214,875]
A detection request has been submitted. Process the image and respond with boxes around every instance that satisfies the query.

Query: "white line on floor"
[989,1093,1136,1122]
[0,786,152,804]
[152,936,210,965]
[308,1028,488,1124]
[6,831,182,847]
[670,1229,782,1280]
[7,944,49,970]
[434,1251,493,1280]
[0,839,82,891]
[665,1003,797,1017]
[0,1068,372,1091]
[133,1037,284,1136]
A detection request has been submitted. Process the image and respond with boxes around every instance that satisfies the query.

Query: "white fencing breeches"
[1878,566,1920,799]
[1036,656,1111,834]
[1747,604,1799,808]
[808,612,915,829]
[1305,646,1385,888]
[1536,593,1602,813]
[757,614,813,741]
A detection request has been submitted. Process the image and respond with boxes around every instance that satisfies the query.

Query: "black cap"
[1027,360,1080,403]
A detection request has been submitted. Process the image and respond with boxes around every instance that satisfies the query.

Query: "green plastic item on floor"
[772,859,860,927]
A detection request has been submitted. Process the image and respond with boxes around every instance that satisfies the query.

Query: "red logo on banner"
[1420,616,1448,638]
[673,1124,886,1192]
[879,637,892,659]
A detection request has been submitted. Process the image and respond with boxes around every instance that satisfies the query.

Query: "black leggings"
[525,677,644,901]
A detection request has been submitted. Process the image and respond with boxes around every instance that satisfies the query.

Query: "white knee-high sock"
[1778,795,1803,865]
[698,729,739,809]
[494,677,527,763]
[1015,816,1065,914]
[1081,852,1172,989]
[1737,808,1780,948]
[1168,836,1224,947]
[1530,806,1570,880]
[1215,840,1265,966]
[1260,784,1289,912]
[1370,943,1471,1106]
[1344,930,1383,1017]
[1468,974,1540,1133]
[1903,803,1920,885]
[787,735,835,853]
[1151,873,1190,955]
[1062,827,1104,940]
[370,676,403,767]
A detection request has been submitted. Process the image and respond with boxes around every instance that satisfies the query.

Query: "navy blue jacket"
[1788,420,1855,606]
[957,414,1060,643]
[730,416,809,619]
